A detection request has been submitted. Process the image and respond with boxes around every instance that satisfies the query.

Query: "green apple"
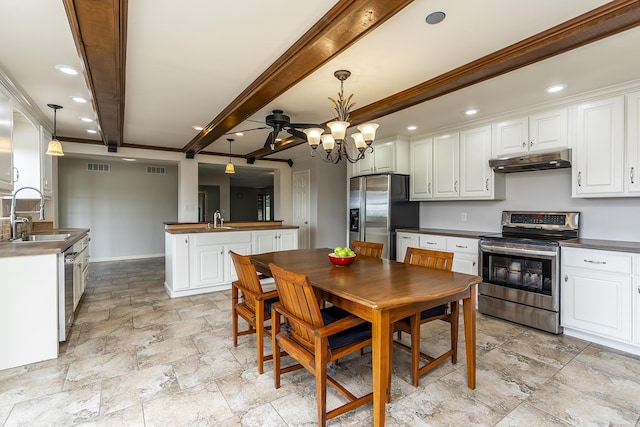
[334,246,342,254]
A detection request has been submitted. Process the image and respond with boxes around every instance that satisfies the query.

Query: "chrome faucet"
[10,186,45,240]
[213,210,221,228]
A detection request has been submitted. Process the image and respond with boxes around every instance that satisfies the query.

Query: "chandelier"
[303,70,379,164]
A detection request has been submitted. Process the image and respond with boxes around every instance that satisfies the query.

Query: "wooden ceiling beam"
[249,0,640,160]
[63,0,127,148]
[181,0,415,157]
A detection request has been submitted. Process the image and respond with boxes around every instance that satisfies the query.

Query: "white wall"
[418,168,640,242]
[58,157,178,261]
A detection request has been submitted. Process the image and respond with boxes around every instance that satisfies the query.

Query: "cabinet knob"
[577,171,582,187]
[454,181,458,192]
[521,142,526,148]
[485,179,489,191]
[631,167,635,185]
[637,285,640,294]
[529,141,533,147]
[564,275,568,282]
[185,239,188,244]
[13,167,19,183]
[428,182,431,194]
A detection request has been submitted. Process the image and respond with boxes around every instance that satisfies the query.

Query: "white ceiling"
[1,0,639,164]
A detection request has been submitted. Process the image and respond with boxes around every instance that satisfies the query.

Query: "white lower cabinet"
[635,256,640,345]
[396,232,479,275]
[561,247,639,355]
[165,228,298,298]
[252,229,298,254]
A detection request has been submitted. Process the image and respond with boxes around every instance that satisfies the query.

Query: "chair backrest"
[230,251,265,309]
[404,247,454,271]
[268,262,324,353]
[350,240,383,259]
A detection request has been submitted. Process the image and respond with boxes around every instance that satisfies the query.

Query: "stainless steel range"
[478,211,580,334]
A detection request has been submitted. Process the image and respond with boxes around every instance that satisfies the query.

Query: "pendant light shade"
[46,104,64,156]
[225,138,235,174]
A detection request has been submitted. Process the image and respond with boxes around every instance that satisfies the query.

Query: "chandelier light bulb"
[321,134,335,153]
[327,121,349,141]
[357,123,379,144]
[303,127,324,149]
[351,132,366,151]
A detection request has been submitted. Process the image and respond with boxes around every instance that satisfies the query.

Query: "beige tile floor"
[2,257,640,426]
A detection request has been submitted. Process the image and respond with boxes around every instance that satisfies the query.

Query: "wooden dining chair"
[230,250,280,374]
[350,240,383,259]
[394,246,459,387]
[268,262,373,426]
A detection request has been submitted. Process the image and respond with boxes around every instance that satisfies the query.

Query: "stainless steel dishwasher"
[58,241,80,341]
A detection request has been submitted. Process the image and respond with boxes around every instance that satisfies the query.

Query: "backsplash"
[0,217,33,242]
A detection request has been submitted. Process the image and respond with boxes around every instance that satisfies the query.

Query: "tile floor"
[1,257,640,426]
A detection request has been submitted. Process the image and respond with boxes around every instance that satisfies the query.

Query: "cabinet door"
[562,266,632,341]
[396,232,419,262]
[433,133,460,198]
[372,141,394,173]
[190,243,224,288]
[224,242,252,283]
[573,96,625,196]
[253,230,277,254]
[355,151,375,175]
[0,92,12,193]
[460,126,492,199]
[418,234,446,250]
[529,108,568,153]
[451,254,478,275]
[492,117,528,156]
[278,229,298,251]
[409,138,432,200]
[626,91,640,194]
[165,234,190,291]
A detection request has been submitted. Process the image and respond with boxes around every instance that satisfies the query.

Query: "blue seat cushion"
[420,304,446,320]
[321,306,371,350]
[265,296,279,315]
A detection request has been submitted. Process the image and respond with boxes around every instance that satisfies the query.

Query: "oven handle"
[479,243,558,258]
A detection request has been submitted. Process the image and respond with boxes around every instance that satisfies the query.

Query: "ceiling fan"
[263,109,322,150]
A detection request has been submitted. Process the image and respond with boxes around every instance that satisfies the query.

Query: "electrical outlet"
[461,212,467,222]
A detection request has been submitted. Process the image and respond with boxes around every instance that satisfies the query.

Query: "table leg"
[462,284,477,389]
[371,309,391,427]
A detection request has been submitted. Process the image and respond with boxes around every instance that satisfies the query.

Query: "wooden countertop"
[0,228,90,257]
[560,238,640,254]
[395,228,494,239]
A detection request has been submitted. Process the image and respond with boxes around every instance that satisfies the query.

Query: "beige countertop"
[560,238,640,254]
[165,221,298,235]
[0,228,90,257]
[395,228,494,239]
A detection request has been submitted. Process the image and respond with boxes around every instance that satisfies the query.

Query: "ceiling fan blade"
[286,128,307,140]
[289,123,322,129]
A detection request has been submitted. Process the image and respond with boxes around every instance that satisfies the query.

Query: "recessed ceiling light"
[465,109,479,116]
[235,132,244,136]
[192,126,203,131]
[546,84,567,93]
[55,64,80,75]
[122,158,136,162]
[80,117,93,122]
[407,125,417,131]
[425,11,446,25]
[86,129,98,134]
[71,96,88,103]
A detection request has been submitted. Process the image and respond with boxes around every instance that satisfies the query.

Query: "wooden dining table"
[249,248,481,427]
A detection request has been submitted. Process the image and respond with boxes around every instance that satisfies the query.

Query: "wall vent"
[146,166,166,175]
[87,163,110,172]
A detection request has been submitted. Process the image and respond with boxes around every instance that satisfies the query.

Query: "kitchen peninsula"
[164,221,298,297]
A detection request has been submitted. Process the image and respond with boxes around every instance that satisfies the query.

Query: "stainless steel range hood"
[489,148,571,173]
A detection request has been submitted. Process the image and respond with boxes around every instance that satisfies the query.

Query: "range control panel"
[502,211,580,230]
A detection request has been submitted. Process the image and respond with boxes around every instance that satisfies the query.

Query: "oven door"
[479,241,559,312]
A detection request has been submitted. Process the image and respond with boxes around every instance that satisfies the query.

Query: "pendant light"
[225,138,235,174]
[46,104,64,156]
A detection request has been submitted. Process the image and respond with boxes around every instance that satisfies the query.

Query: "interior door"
[292,170,311,249]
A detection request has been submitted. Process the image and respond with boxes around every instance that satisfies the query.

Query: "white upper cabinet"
[572,96,625,197]
[12,109,47,198]
[409,137,433,200]
[354,135,409,176]
[493,108,568,157]
[626,91,640,194]
[0,91,13,194]
[433,133,460,198]
[459,125,496,199]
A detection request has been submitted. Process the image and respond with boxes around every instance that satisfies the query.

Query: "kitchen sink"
[20,233,73,242]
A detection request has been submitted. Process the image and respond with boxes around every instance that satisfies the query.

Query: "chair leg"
[315,336,328,427]
[256,301,265,374]
[410,313,421,387]
[273,313,282,389]
[450,300,459,364]
[232,287,239,347]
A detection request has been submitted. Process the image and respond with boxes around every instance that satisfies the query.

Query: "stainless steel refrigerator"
[349,174,419,260]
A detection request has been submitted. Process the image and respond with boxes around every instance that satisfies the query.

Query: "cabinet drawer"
[562,248,632,274]
[193,231,252,246]
[447,237,478,255]
[419,234,446,250]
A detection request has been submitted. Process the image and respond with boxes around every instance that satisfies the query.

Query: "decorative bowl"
[328,253,356,266]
